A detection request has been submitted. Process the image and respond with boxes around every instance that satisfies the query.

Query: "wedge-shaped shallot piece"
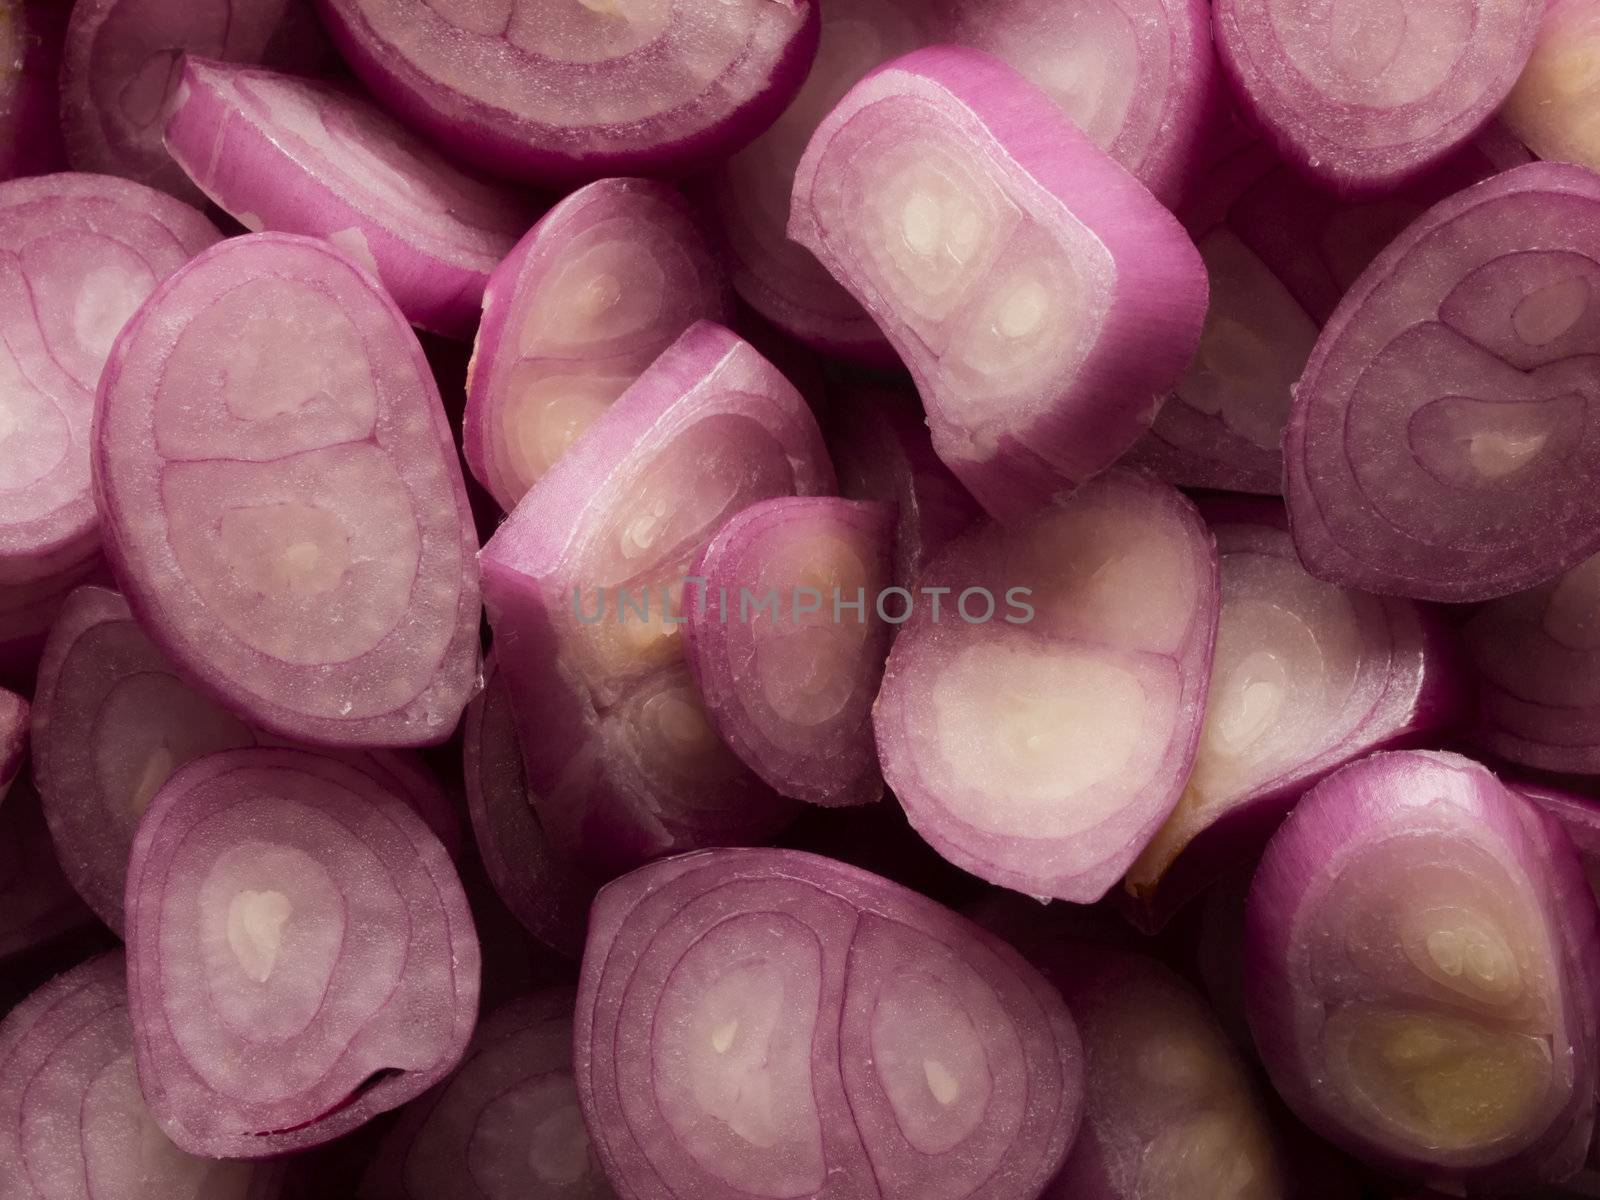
[0,776,96,963]
[94,232,481,747]
[164,58,533,339]
[0,174,219,587]
[61,0,329,202]
[1214,0,1542,196]
[1247,751,1600,1189]
[33,586,459,932]
[1128,131,1527,494]
[1038,945,1286,1200]
[316,0,818,184]
[1464,553,1600,773]
[1121,500,1462,932]
[465,178,728,510]
[357,988,612,1200]
[0,953,285,1200]
[1286,163,1600,603]
[0,0,66,182]
[480,322,833,878]
[1505,0,1600,173]
[464,660,594,958]
[125,747,479,1157]
[791,47,1207,519]
[685,497,894,808]
[876,470,1218,902]
[576,847,1084,1200]
[825,386,982,590]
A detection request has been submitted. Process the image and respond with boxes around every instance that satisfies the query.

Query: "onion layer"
[790,47,1207,519]
[465,178,728,510]
[315,0,819,184]
[576,847,1084,1200]
[874,470,1219,902]
[0,953,285,1200]
[33,585,461,933]
[464,659,596,959]
[125,747,480,1157]
[61,0,330,202]
[480,322,833,879]
[93,232,482,747]
[358,988,614,1200]
[1121,499,1463,932]
[1505,0,1600,174]
[164,57,534,339]
[1214,0,1542,195]
[1285,162,1600,602]
[1246,751,1600,1189]
[685,497,895,808]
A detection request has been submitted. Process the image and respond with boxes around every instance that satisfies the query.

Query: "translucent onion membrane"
[464,659,596,958]
[163,58,535,340]
[357,989,614,1200]
[1213,0,1542,196]
[315,0,819,184]
[60,0,329,202]
[710,0,1216,362]
[480,322,833,879]
[576,847,1084,1200]
[0,775,96,962]
[790,47,1207,520]
[685,497,895,808]
[93,233,482,747]
[1128,130,1529,494]
[1246,751,1600,1189]
[0,953,286,1200]
[875,470,1219,902]
[1504,0,1600,173]
[1463,551,1600,773]
[1285,163,1600,603]
[1036,945,1286,1200]
[0,174,218,587]
[33,586,462,933]
[824,386,983,590]
[125,747,480,1157]
[1120,499,1463,932]
[464,177,729,511]
[0,0,66,182]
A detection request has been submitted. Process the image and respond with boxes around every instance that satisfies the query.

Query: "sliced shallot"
[874,470,1219,902]
[124,747,480,1157]
[1505,0,1600,174]
[790,47,1207,519]
[93,232,482,747]
[576,847,1084,1200]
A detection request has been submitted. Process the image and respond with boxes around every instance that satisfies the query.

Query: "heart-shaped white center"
[226,889,292,983]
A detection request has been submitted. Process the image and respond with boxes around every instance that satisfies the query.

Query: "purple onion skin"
[576,847,1084,1200]
[1464,551,1600,773]
[464,177,729,511]
[0,1,67,182]
[875,470,1219,903]
[60,0,331,203]
[124,747,481,1158]
[1214,0,1542,197]
[93,232,482,748]
[1285,162,1600,603]
[463,658,596,959]
[1031,944,1286,1200]
[357,988,615,1200]
[163,57,535,340]
[790,46,1208,521]
[0,952,286,1200]
[479,321,834,880]
[1120,498,1465,933]
[314,0,819,186]
[1128,128,1529,495]
[1246,751,1600,1190]
[711,0,1218,363]
[684,496,895,808]
[0,774,97,964]
[824,386,984,591]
